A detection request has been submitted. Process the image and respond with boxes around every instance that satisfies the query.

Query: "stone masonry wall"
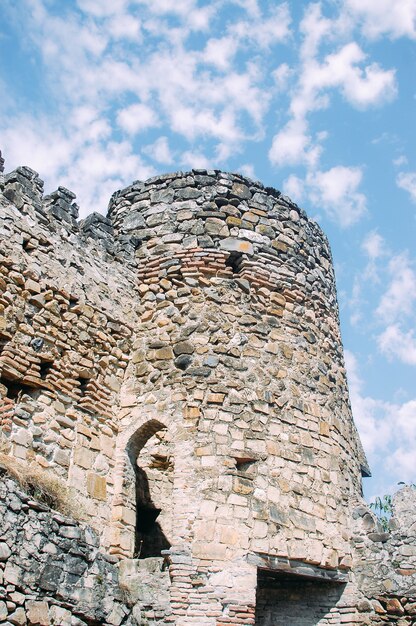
[0,166,141,544]
[1,163,406,626]
[108,169,368,568]
[352,486,416,625]
[0,473,138,625]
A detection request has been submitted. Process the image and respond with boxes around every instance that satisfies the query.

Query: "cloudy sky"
[1,0,415,499]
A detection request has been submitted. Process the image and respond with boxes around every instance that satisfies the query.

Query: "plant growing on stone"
[370,495,392,532]
[0,445,84,518]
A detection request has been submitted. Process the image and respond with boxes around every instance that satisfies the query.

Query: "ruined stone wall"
[0,164,386,626]
[0,166,141,542]
[352,487,416,624]
[0,474,138,625]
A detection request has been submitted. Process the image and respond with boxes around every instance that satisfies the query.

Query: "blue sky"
[1,0,415,499]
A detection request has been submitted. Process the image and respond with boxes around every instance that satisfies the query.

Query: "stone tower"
[107,170,370,624]
[0,166,375,625]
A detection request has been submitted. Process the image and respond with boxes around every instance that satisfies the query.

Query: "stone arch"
[108,414,181,559]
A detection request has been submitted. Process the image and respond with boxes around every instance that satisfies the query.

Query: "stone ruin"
[0,164,415,625]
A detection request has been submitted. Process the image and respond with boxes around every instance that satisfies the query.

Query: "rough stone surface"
[0,475,138,625]
[351,487,416,624]
[0,165,415,625]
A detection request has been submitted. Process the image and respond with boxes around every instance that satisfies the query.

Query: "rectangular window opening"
[255,567,347,626]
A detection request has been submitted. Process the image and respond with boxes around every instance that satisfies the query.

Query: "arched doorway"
[115,419,173,559]
[128,427,173,558]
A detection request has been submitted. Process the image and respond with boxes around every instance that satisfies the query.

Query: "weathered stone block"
[87,472,107,500]
[219,238,254,255]
[0,541,11,561]
[26,601,50,625]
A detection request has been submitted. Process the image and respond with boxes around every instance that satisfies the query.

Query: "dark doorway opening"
[126,423,173,559]
[255,567,346,626]
[133,466,170,558]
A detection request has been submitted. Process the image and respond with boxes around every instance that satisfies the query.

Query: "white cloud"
[0,108,155,217]
[299,3,335,60]
[142,136,174,164]
[378,325,416,365]
[272,63,292,90]
[360,230,387,283]
[186,5,215,31]
[311,166,367,226]
[76,0,128,17]
[107,14,142,40]
[344,234,390,328]
[387,446,416,482]
[395,399,416,440]
[346,350,416,483]
[238,163,256,179]
[229,0,260,18]
[346,0,416,40]
[283,174,305,203]
[117,103,159,135]
[1,116,74,179]
[362,230,386,260]
[269,119,317,167]
[170,106,242,143]
[268,3,396,225]
[230,3,291,49]
[180,150,211,170]
[61,140,156,213]
[393,155,408,167]
[397,171,416,202]
[323,43,396,108]
[136,0,198,16]
[284,165,367,227]
[203,36,238,69]
[348,276,364,326]
[289,42,396,119]
[345,350,392,457]
[375,252,416,367]
[376,253,416,323]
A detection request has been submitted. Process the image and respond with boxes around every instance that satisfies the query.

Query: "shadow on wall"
[134,465,171,559]
[123,420,172,559]
[255,571,346,626]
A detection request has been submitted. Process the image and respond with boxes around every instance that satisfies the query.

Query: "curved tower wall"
[108,170,368,565]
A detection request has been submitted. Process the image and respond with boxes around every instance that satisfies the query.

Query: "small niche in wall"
[149,454,173,471]
[234,456,257,472]
[68,296,79,310]
[39,360,53,380]
[0,376,37,401]
[226,252,243,274]
[22,238,33,252]
[77,376,90,397]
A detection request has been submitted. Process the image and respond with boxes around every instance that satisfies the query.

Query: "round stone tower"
[106,170,368,625]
